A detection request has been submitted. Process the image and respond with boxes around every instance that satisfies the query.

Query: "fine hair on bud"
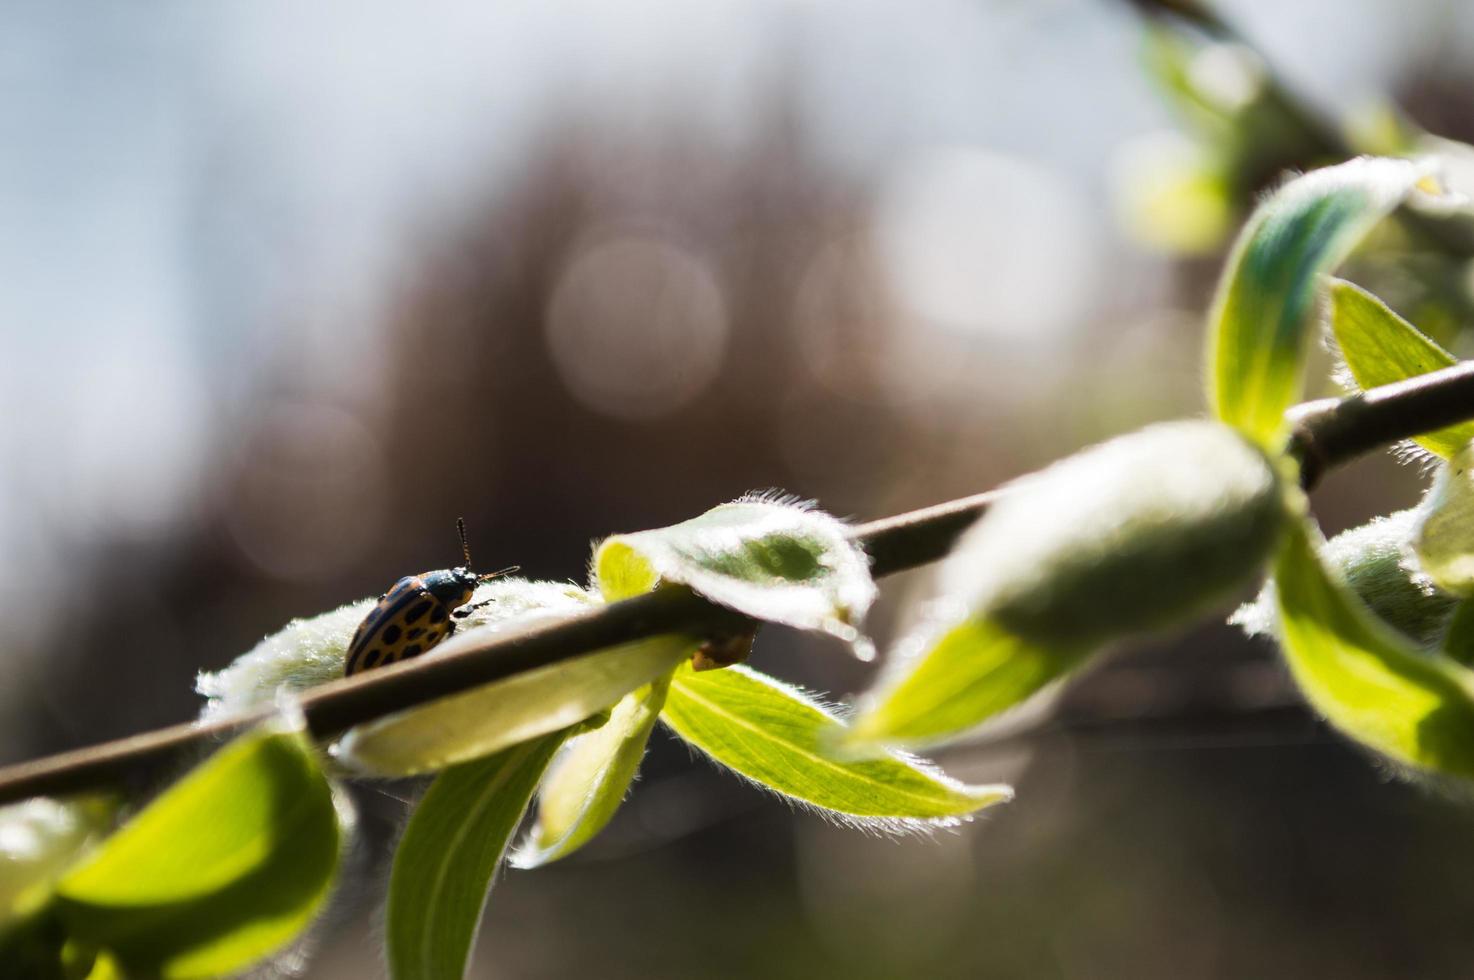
[949,419,1289,649]
[1412,442,1474,599]
[1234,508,1459,648]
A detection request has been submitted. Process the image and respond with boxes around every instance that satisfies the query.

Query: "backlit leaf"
[661,664,1010,830]
[336,633,697,776]
[851,420,1289,751]
[1208,156,1429,447]
[1233,508,1458,650]
[1275,519,1474,781]
[1329,279,1472,459]
[1412,443,1474,598]
[0,797,113,931]
[595,494,876,658]
[387,732,566,980]
[1442,599,1474,667]
[55,728,340,979]
[846,619,1092,751]
[513,676,671,868]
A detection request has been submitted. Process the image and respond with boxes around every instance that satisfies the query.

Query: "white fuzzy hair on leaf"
[663,722,978,839]
[197,579,599,721]
[661,665,1010,837]
[592,493,878,658]
[1232,509,1458,648]
[196,597,378,721]
[450,579,598,635]
[735,488,819,511]
[1327,345,1439,471]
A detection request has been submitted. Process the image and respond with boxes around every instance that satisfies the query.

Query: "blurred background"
[8,0,1474,976]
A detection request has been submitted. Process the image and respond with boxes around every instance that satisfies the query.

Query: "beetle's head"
[424,567,478,609]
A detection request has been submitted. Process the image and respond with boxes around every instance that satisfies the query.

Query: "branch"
[1120,0,1474,258]
[1289,360,1474,490]
[1,365,1471,806]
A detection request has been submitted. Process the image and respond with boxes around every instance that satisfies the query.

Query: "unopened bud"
[952,420,1290,648]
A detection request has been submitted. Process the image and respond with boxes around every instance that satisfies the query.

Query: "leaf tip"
[505,843,547,871]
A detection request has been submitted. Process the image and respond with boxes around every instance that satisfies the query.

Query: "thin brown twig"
[1288,360,1474,490]
[0,363,1471,806]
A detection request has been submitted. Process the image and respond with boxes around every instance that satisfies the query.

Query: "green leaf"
[55,728,341,979]
[513,675,671,868]
[1442,598,1474,667]
[0,912,90,980]
[851,420,1289,751]
[1412,445,1474,598]
[336,632,697,776]
[1233,508,1458,650]
[198,578,595,721]
[595,494,877,657]
[0,797,113,932]
[387,732,566,980]
[1329,279,1473,458]
[81,949,125,979]
[195,597,375,721]
[1208,156,1428,447]
[1274,519,1474,781]
[660,664,1010,829]
[846,620,1093,751]
[1113,132,1234,255]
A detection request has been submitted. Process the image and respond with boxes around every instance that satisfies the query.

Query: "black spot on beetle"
[407,627,424,640]
[430,605,449,624]
[364,649,384,668]
[403,644,423,659]
[405,601,432,624]
[382,624,402,644]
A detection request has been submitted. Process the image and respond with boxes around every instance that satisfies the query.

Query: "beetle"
[344,519,514,676]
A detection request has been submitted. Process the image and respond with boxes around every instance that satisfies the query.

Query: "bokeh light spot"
[544,234,728,421]
[223,402,386,582]
[874,147,1096,345]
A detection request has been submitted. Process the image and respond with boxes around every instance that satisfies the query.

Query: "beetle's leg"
[452,598,496,620]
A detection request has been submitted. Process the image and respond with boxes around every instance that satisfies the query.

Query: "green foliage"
[54,729,340,978]
[1329,279,1473,458]
[1443,599,1474,666]
[1412,444,1474,597]
[1113,132,1235,254]
[387,732,566,980]
[1274,520,1474,781]
[1138,24,1326,195]
[1207,156,1427,447]
[596,494,877,656]
[1234,508,1460,650]
[850,420,1289,750]
[661,663,1009,828]
[336,634,696,776]
[513,676,671,868]
[847,620,1091,752]
[0,797,112,932]
[18,146,1474,980]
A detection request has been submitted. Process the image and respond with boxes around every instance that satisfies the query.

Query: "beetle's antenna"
[457,517,474,569]
[477,565,519,582]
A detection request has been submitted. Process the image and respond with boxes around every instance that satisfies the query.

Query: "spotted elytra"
[344,519,515,676]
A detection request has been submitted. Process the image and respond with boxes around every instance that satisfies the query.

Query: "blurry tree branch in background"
[1123,0,1348,161]
[1122,0,1474,336]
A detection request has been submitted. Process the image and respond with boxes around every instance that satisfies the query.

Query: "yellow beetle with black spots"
[344,519,512,676]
